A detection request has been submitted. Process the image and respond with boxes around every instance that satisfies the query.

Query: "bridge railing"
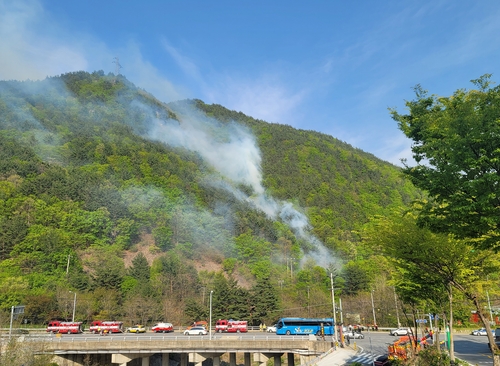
[26,334,313,343]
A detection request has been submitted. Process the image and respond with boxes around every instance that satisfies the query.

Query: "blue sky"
[1,0,500,165]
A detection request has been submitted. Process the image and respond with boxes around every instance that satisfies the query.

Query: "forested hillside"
[0,71,420,327]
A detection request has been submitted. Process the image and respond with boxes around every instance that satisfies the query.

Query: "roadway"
[340,331,493,365]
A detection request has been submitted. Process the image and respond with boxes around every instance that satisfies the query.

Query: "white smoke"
[145,101,334,267]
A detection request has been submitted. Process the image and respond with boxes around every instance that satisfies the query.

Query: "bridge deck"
[35,337,332,356]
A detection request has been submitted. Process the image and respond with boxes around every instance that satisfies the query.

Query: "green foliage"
[251,277,279,324]
[414,346,451,366]
[391,75,500,251]
[341,261,371,295]
[212,273,250,320]
[24,293,58,323]
[0,71,424,326]
[129,252,150,281]
[84,248,125,290]
[363,208,500,358]
[184,298,208,321]
[196,100,420,254]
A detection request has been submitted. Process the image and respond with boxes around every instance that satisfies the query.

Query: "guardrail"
[24,334,313,342]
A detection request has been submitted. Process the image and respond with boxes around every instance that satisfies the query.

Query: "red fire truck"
[215,319,248,333]
[89,320,124,334]
[46,320,84,334]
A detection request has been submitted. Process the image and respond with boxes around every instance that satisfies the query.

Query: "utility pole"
[66,254,71,275]
[339,297,343,324]
[371,290,377,328]
[209,291,213,340]
[330,273,338,344]
[69,291,76,322]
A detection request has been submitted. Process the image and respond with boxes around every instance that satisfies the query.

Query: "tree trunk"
[433,313,440,349]
[495,355,500,366]
[448,285,455,364]
[470,294,500,366]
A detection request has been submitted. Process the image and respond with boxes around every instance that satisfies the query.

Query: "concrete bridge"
[37,335,333,366]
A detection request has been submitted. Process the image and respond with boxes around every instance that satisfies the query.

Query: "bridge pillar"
[253,353,269,366]
[213,355,221,366]
[273,354,282,366]
[52,354,84,366]
[244,352,251,366]
[162,352,170,366]
[112,353,153,366]
[196,352,224,366]
[229,352,236,366]
[190,352,206,366]
[180,353,188,366]
[261,352,283,366]
[287,352,295,366]
[299,355,314,365]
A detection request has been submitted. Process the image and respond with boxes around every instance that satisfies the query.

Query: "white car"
[471,328,487,336]
[344,330,364,339]
[184,326,208,336]
[267,325,277,333]
[390,328,412,336]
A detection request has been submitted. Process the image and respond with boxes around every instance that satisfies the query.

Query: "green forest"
[0,71,497,333]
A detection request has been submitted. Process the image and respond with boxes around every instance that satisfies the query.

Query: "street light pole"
[70,291,76,322]
[209,290,213,340]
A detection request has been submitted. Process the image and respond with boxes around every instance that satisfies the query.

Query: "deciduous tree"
[391,75,500,251]
[364,211,500,364]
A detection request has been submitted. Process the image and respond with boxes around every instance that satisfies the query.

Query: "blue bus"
[275,317,334,336]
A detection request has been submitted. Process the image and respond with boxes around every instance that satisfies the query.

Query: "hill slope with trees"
[0,71,420,327]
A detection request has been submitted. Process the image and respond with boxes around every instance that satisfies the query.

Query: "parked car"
[471,328,487,336]
[389,328,412,336]
[151,322,174,333]
[184,326,208,336]
[126,325,146,333]
[267,324,277,333]
[344,330,364,339]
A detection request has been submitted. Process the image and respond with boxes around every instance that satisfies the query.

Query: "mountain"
[0,71,419,326]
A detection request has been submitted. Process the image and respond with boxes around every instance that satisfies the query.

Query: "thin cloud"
[161,38,204,84]
[125,42,187,103]
[204,74,308,125]
[0,0,89,80]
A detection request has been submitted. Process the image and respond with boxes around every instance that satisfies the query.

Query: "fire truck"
[215,319,248,333]
[88,320,124,334]
[46,320,84,334]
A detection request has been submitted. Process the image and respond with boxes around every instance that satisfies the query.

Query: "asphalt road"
[346,331,493,365]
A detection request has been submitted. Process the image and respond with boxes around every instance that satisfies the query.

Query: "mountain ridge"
[0,70,418,326]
